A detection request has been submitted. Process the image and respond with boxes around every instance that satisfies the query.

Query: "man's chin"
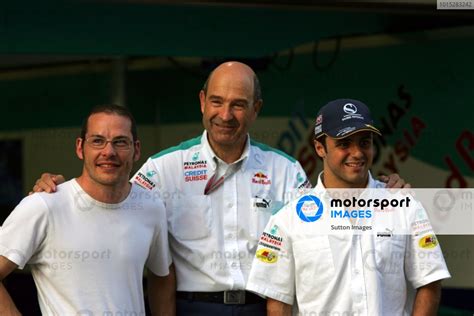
[209,133,238,146]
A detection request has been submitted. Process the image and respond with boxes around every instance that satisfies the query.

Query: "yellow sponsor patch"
[419,234,438,249]
[256,248,278,263]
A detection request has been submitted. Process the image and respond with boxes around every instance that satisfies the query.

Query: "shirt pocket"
[249,197,283,240]
[292,236,335,298]
[374,235,406,276]
[169,195,212,241]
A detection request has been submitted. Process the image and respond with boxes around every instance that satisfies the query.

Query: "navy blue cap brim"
[316,123,381,139]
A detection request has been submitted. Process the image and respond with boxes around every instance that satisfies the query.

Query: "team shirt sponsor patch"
[252,172,271,185]
[183,160,207,170]
[183,158,208,182]
[134,172,156,190]
[259,231,283,248]
[419,234,438,249]
[256,248,278,264]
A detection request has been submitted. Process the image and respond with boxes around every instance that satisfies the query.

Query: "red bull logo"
[252,172,271,185]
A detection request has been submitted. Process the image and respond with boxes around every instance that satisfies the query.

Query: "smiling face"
[315,131,374,188]
[76,112,140,189]
[200,62,262,157]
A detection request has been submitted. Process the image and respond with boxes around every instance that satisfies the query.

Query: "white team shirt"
[247,172,451,316]
[0,179,171,315]
[132,131,310,291]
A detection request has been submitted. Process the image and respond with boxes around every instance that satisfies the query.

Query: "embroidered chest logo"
[252,172,271,185]
[183,158,208,182]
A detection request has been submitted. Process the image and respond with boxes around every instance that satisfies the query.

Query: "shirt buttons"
[227,202,234,208]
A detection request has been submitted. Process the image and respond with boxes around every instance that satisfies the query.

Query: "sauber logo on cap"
[343,103,358,114]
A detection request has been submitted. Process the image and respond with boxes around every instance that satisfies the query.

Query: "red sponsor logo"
[252,172,271,185]
[134,172,155,190]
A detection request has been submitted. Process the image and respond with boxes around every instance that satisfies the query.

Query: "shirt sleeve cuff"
[412,271,451,289]
[0,244,26,269]
[246,282,294,305]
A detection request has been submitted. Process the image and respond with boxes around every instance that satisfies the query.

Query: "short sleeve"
[145,199,172,276]
[246,211,295,305]
[0,194,49,269]
[405,200,451,288]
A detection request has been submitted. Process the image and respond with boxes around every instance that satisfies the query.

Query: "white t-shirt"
[132,131,310,291]
[247,173,451,316]
[0,179,171,315]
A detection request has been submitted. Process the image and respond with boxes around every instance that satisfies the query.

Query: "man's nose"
[100,141,117,156]
[349,144,364,158]
[219,105,233,121]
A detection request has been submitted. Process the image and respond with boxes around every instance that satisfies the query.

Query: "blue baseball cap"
[314,99,381,139]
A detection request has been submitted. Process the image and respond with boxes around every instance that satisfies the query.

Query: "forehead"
[207,70,254,100]
[86,112,132,137]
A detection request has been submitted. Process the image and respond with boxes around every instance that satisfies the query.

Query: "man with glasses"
[0,105,174,315]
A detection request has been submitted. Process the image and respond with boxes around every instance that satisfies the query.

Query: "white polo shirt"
[246,173,451,316]
[132,131,309,291]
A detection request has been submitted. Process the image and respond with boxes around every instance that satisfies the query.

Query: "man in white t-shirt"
[246,99,450,316]
[0,105,174,315]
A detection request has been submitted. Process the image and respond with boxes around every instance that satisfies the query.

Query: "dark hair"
[202,71,262,102]
[80,104,138,142]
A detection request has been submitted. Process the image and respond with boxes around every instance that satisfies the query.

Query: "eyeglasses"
[84,136,134,150]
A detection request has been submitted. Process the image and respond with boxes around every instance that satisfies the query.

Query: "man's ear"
[133,140,141,162]
[199,90,206,114]
[254,99,263,117]
[75,138,84,160]
[314,139,326,159]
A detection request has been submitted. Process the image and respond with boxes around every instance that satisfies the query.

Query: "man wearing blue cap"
[246,99,450,315]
